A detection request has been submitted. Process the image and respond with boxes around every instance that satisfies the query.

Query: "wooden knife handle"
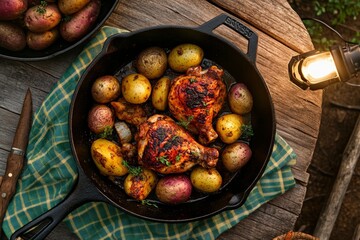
[0,153,24,227]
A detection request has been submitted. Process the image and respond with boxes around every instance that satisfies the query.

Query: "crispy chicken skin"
[168,65,226,144]
[111,98,147,126]
[136,114,219,174]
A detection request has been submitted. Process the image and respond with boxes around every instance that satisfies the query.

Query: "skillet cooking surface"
[70,14,275,222]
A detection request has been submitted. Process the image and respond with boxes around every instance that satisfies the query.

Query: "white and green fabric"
[2,26,297,240]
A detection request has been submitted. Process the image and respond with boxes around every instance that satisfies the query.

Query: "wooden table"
[0,0,322,239]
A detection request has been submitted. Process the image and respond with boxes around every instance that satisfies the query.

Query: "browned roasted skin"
[137,114,219,174]
[168,65,226,145]
[111,98,147,126]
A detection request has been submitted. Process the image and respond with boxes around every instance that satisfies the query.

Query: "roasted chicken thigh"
[168,65,226,144]
[136,114,219,174]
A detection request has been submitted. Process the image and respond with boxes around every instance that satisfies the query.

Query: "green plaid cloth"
[2,26,297,240]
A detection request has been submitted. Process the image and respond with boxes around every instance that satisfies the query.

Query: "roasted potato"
[58,0,90,15]
[91,139,128,176]
[155,174,192,204]
[168,43,204,72]
[87,105,114,134]
[24,4,62,33]
[0,0,27,20]
[121,73,152,104]
[135,47,167,79]
[27,28,59,50]
[124,168,158,201]
[228,83,253,115]
[0,22,26,51]
[59,0,101,42]
[215,113,244,144]
[190,166,222,193]
[151,76,170,111]
[91,75,121,103]
[221,142,252,172]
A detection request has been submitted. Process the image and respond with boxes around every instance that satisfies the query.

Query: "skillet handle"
[198,14,258,63]
[10,172,107,240]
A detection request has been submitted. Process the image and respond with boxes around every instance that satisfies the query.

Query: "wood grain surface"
[0,0,322,239]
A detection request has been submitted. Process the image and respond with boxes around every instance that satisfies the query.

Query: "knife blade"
[0,89,32,234]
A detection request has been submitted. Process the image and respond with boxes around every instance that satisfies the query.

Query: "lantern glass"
[301,51,339,84]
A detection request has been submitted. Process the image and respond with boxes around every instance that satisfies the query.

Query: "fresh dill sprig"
[98,126,114,139]
[141,200,158,208]
[241,124,254,139]
[157,155,171,166]
[122,161,143,176]
[177,115,194,129]
[36,1,47,14]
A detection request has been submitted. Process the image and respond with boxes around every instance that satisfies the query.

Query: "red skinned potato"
[221,142,252,172]
[24,4,62,33]
[0,0,27,20]
[228,83,253,115]
[88,105,114,134]
[27,28,59,50]
[155,175,192,205]
[0,22,26,51]
[60,0,101,42]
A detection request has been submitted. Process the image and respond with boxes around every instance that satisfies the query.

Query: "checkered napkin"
[2,26,297,240]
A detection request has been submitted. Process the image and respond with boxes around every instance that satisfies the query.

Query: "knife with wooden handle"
[0,89,32,234]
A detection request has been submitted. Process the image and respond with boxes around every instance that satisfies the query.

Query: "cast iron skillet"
[0,0,118,61]
[11,14,275,240]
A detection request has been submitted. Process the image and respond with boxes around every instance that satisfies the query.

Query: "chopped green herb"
[36,1,47,14]
[172,135,179,141]
[177,115,194,129]
[98,126,113,139]
[241,124,254,139]
[190,150,200,158]
[189,78,197,83]
[122,161,143,176]
[141,200,158,208]
[175,154,181,162]
[202,101,207,107]
[157,156,171,166]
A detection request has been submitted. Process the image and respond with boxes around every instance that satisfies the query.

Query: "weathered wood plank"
[0,109,18,151]
[209,0,314,53]
[0,150,8,177]
[0,60,57,113]
[25,48,80,79]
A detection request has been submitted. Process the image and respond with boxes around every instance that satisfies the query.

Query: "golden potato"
[136,47,167,79]
[91,139,128,176]
[168,43,204,72]
[121,73,152,104]
[215,113,244,144]
[58,0,90,15]
[151,76,170,111]
[91,75,121,103]
[27,28,59,50]
[124,168,158,201]
[190,166,222,193]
